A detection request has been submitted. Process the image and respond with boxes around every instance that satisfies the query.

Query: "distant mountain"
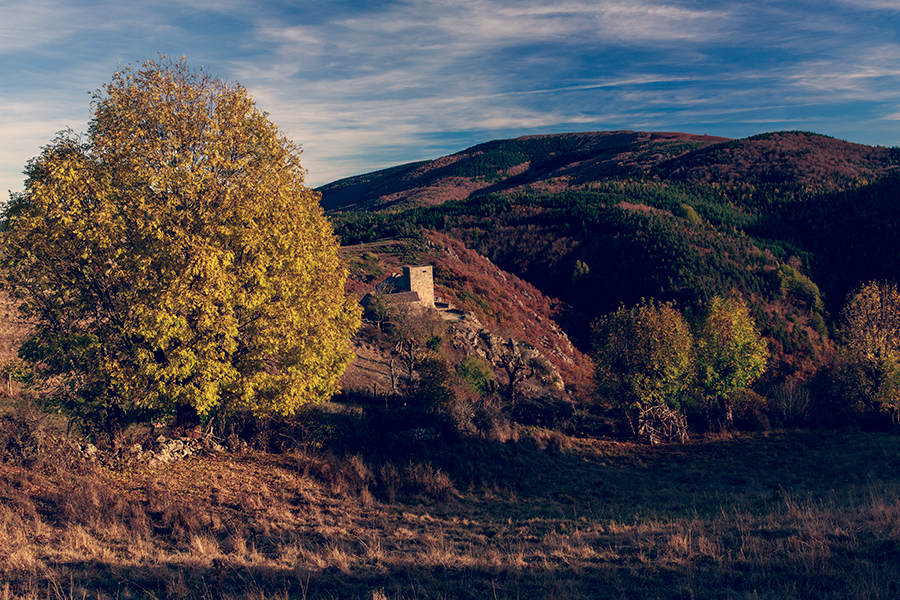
[318,131,729,212]
[657,131,895,189]
[319,130,896,213]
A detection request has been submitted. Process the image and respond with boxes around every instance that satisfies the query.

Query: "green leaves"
[695,296,769,401]
[456,355,494,397]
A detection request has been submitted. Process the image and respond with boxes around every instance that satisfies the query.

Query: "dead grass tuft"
[401,461,455,500]
[55,473,132,528]
[0,397,80,472]
[378,460,455,501]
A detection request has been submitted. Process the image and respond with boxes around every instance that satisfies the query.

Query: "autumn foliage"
[1,57,360,432]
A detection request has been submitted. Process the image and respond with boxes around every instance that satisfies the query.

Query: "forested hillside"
[319,131,729,212]
[325,131,900,384]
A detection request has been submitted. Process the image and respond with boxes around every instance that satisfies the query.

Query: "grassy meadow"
[3,396,900,600]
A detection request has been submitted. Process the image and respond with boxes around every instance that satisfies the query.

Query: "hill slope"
[319,130,896,213]
[327,130,900,386]
[319,131,729,212]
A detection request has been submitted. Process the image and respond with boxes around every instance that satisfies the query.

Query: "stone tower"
[403,265,434,308]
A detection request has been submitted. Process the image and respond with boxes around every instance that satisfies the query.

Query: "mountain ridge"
[318,130,730,211]
[318,130,895,213]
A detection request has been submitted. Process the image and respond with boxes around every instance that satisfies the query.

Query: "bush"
[378,460,455,502]
[729,388,771,432]
[410,351,455,413]
[456,355,494,397]
[824,352,898,430]
[0,396,81,469]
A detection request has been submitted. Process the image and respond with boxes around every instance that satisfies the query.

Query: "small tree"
[383,300,445,386]
[571,260,590,286]
[592,299,694,434]
[363,280,399,332]
[694,295,769,427]
[410,351,455,413]
[842,281,900,363]
[1,57,360,435]
[838,280,900,423]
[495,338,533,404]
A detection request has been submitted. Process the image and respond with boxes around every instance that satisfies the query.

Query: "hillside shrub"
[729,388,771,432]
[0,396,81,469]
[410,351,455,414]
[778,264,825,312]
[768,379,811,427]
[680,203,703,225]
[456,355,495,397]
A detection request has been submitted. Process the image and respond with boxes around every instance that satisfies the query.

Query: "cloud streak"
[3,0,900,191]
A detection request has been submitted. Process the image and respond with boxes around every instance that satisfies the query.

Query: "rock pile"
[130,435,226,466]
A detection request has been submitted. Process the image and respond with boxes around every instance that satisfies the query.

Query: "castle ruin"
[402,265,434,308]
[361,265,436,310]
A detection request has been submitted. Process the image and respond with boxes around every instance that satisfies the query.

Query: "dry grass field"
[3,395,900,600]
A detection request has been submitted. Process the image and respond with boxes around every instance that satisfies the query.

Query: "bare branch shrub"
[770,379,811,426]
[637,404,688,445]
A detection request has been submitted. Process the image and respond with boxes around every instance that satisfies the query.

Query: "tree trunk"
[719,396,733,429]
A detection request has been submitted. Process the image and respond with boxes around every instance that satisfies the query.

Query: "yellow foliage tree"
[838,280,900,421]
[842,281,900,363]
[694,295,769,426]
[592,299,695,413]
[1,57,360,433]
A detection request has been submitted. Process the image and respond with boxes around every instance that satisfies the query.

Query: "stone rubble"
[129,435,226,466]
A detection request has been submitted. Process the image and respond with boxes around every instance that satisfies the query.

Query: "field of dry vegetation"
[3,393,900,600]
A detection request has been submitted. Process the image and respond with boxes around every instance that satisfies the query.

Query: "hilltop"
[319,131,729,212]
[319,130,895,212]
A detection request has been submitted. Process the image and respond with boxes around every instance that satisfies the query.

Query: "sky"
[3,0,900,193]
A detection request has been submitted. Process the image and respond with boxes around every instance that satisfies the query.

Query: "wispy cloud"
[832,0,900,10]
[3,0,900,192]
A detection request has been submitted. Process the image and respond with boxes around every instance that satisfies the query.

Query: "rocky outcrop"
[448,317,567,396]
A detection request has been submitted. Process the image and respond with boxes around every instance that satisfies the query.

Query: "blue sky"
[3,0,900,193]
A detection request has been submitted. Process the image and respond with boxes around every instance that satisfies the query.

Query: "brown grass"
[3,408,900,599]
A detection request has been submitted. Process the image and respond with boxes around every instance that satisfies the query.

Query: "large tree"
[1,57,360,432]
